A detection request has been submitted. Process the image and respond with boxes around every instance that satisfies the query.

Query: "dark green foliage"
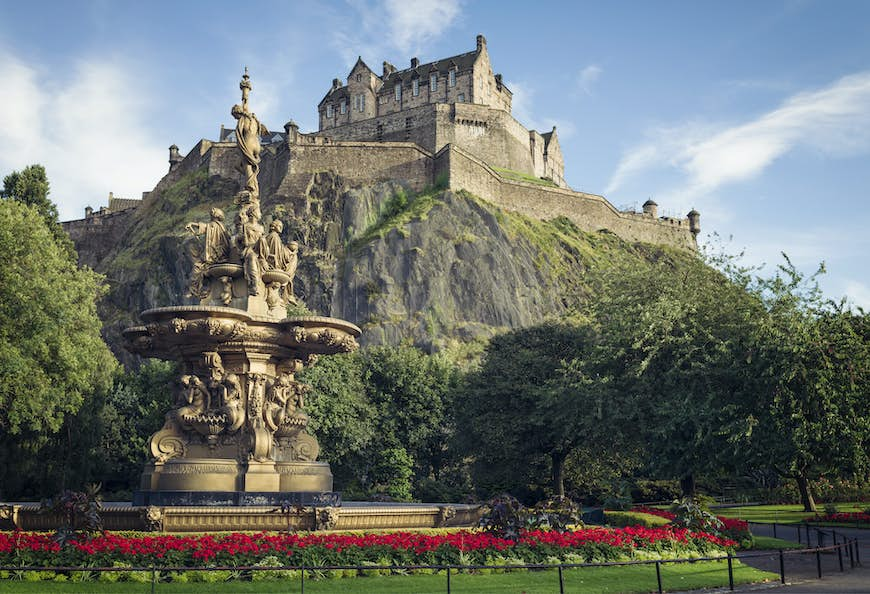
[458,320,604,500]
[479,494,583,538]
[300,345,464,501]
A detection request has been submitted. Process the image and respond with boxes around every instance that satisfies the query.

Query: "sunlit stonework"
[123,71,360,506]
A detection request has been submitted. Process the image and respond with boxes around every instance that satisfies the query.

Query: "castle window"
[448,68,456,87]
[457,93,465,102]
[430,73,438,91]
[326,104,333,118]
[354,93,366,112]
[412,78,419,96]
[395,83,402,101]
[340,99,346,114]
[356,73,361,82]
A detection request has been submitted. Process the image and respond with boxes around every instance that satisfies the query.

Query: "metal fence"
[0,535,861,594]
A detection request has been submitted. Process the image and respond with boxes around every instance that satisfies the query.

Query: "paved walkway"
[682,523,869,593]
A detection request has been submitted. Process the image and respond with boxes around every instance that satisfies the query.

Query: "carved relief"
[141,507,164,532]
[315,507,340,531]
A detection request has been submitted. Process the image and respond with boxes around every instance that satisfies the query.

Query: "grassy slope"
[0,561,776,593]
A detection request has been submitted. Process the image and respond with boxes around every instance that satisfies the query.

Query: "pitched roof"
[382,49,479,83]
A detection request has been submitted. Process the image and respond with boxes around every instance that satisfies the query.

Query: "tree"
[0,199,116,436]
[2,165,73,256]
[458,321,602,500]
[580,252,768,497]
[748,261,869,511]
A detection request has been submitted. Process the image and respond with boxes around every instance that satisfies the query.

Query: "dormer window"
[326,104,333,118]
[448,68,456,87]
[340,99,347,114]
[412,78,419,96]
[395,82,402,101]
[430,73,438,92]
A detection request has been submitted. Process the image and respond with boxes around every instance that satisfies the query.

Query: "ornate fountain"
[123,70,360,507]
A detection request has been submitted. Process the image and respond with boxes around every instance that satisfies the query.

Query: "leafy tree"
[0,199,116,436]
[579,253,767,497]
[2,165,73,255]
[458,321,602,500]
[748,261,869,511]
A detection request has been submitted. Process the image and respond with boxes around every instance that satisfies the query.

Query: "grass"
[750,536,804,550]
[491,166,559,187]
[0,561,776,593]
[715,502,866,525]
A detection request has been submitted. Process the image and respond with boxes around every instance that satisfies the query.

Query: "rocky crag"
[77,164,684,366]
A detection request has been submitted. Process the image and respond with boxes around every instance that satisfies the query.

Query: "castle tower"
[687,209,701,237]
[169,144,183,171]
[642,199,658,218]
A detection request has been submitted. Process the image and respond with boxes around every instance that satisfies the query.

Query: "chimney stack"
[411,57,419,68]
[476,34,487,51]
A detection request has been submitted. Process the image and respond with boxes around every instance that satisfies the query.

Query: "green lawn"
[715,503,866,525]
[0,561,777,593]
[749,536,804,550]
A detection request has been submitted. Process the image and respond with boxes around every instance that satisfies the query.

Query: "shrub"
[604,511,671,528]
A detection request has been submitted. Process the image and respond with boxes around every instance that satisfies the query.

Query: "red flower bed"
[806,511,870,525]
[631,506,676,520]
[0,526,735,570]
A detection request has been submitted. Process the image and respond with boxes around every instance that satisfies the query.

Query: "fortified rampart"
[63,134,697,256]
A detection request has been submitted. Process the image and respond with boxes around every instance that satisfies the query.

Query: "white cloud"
[384,0,461,54]
[843,280,870,310]
[507,80,576,138]
[330,0,461,67]
[606,71,870,198]
[578,64,602,95]
[0,52,166,221]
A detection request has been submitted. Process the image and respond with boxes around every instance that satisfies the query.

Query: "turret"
[687,209,701,237]
[169,144,182,171]
[642,199,658,218]
[284,120,299,147]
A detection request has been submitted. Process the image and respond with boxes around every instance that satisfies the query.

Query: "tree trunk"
[680,474,696,499]
[552,452,566,498]
[796,474,817,513]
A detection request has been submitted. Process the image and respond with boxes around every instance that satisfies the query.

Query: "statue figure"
[264,372,294,430]
[219,373,244,433]
[175,375,209,419]
[232,69,268,198]
[185,208,230,264]
[234,206,267,296]
[264,220,292,271]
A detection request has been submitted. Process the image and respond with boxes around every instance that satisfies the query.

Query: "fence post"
[816,549,822,579]
[727,552,734,591]
[856,538,862,566]
[300,563,305,594]
[446,566,451,594]
[806,523,811,546]
[779,549,785,584]
[849,539,855,568]
[773,522,777,539]
[655,560,663,594]
[797,524,801,544]
[838,543,844,572]
[558,565,564,594]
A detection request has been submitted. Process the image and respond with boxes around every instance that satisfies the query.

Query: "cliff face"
[80,163,669,364]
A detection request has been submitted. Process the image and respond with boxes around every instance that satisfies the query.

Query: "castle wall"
[436,145,697,249]
[318,103,560,186]
[289,141,433,193]
[62,208,139,269]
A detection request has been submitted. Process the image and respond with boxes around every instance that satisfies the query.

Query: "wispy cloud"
[578,64,602,95]
[329,0,461,67]
[507,80,576,138]
[0,51,166,221]
[842,279,870,310]
[606,71,870,198]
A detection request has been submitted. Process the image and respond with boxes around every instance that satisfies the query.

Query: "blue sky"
[1,0,868,307]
